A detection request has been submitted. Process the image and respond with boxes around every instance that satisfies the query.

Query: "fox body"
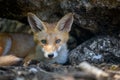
[0,13,74,66]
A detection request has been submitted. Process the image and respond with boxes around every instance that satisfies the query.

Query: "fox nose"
[48,54,54,58]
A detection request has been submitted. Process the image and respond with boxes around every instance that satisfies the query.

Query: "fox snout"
[42,45,59,59]
[45,52,58,59]
[48,54,54,58]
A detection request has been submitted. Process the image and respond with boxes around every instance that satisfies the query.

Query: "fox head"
[27,12,74,59]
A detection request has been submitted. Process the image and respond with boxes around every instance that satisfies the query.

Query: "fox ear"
[27,12,46,33]
[56,13,74,32]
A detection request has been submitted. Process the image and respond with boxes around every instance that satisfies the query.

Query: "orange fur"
[0,13,74,66]
[0,55,22,66]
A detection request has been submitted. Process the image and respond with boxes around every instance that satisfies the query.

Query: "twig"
[77,62,109,80]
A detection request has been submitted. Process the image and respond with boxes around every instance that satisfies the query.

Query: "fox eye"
[41,39,47,44]
[55,39,61,44]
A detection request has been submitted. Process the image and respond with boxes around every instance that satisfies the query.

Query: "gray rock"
[69,36,120,65]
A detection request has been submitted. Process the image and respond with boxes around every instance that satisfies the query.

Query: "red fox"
[0,12,74,66]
